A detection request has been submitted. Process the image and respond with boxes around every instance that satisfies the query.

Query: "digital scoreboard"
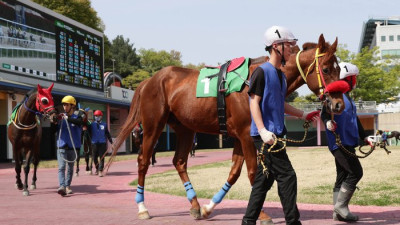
[55,20,103,90]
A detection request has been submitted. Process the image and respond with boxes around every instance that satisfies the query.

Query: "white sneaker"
[66,186,73,194]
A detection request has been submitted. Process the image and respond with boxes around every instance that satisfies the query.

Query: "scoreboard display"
[0,0,104,92]
[55,20,103,90]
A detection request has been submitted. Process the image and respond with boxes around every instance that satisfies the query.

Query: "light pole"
[112,58,116,85]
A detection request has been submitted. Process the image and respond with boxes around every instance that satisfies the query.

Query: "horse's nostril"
[335,102,342,111]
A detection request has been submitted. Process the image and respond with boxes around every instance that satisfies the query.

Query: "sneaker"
[66,186,73,194]
[98,171,103,177]
[57,186,66,196]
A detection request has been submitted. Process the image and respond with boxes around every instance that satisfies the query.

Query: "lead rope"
[327,102,376,158]
[257,121,311,176]
[57,117,78,163]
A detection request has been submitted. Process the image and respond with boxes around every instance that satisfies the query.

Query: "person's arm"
[66,110,85,126]
[285,102,320,121]
[105,125,113,143]
[249,94,264,131]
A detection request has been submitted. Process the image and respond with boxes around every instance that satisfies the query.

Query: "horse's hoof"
[22,190,30,196]
[86,171,92,175]
[30,184,36,190]
[74,172,79,177]
[15,184,23,190]
[138,211,151,219]
[260,219,274,225]
[200,206,211,219]
[190,208,201,219]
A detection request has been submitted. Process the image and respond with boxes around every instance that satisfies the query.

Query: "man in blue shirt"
[242,26,320,225]
[56,95,85,196]
[321,62,368,222]
[90,110,113,177]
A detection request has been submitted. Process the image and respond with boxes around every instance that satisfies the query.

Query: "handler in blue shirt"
[90,110,113,177]
[321,62,369,222]
[57,95,85,196]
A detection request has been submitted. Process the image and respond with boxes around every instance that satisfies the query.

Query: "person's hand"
[59,113,68,120]
[326,120,337,132]
[302,110,320,121]
[364,137,373,147]
[259,127,276,145]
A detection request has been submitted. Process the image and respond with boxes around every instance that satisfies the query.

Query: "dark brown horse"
[75,109,93,176]
[107,34,345,222]
[388,131,400,145]
[7,83,57,196]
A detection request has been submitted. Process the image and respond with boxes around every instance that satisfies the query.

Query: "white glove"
[326,120,337,132]
[62,113,68,120]
[259,127,276,145]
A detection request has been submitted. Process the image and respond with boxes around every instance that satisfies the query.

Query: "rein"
[257,121,312,175]
[12,105,38,130]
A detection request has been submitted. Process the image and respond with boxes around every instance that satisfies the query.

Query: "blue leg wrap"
[212,182,232,204]
[135,185,144,203]
[184,181,196,202]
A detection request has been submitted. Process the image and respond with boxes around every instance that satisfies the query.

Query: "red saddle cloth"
[205,57,246,73]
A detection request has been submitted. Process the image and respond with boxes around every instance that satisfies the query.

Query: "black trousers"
[92,143,107,171]
[331,146,363,188]
[243,137,301,225]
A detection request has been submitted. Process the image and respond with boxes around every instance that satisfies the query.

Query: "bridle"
[12,94,56,130]
[295,47,327,99]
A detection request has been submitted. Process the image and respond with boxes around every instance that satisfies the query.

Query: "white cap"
[264,26,297,47]
[339,62,359,79]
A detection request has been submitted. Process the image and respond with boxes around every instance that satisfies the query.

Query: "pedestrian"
[242,25,320,225]
[90,110,113,177]
[56,95,86,196]
[190,133,197,157]
[321,62,369,222]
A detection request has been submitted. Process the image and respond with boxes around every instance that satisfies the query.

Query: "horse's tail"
[105,80,147,172]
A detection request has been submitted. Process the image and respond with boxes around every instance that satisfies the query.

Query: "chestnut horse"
[107,34,345,223]
[7,83,57,196]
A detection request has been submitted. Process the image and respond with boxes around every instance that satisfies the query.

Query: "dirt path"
[0,150,399,225]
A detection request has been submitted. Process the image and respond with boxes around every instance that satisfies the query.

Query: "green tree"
[139,48,183,74]
[109,35,141,78]
[32,0,103,32]
[122,69,151,90]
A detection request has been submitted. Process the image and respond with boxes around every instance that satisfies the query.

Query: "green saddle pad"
[196,58,249,97]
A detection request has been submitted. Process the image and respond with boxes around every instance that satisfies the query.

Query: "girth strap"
[217,61,231,134]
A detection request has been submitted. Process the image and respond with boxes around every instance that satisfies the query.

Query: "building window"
[389,35,394,41]
[381,36,386,42]
[398,35,400,41]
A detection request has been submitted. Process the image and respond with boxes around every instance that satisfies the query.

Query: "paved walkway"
[0,150,399,225]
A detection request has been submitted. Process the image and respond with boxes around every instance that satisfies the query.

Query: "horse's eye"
[322,68,329,74]
[41,97,49,105]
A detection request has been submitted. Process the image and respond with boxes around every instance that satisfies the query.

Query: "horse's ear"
[47,83,54,92]
[329,37,338,53]
[317,34,326,52]
[37,84,43,92]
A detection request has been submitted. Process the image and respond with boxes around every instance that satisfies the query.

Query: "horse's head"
[285,34,345,114]
[36,83,57,123]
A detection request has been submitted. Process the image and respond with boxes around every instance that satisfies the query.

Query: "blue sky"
[91,0,399,95]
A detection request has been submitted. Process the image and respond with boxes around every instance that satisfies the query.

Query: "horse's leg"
[75,148,80,177]
[84,142,91,174]
[170,126,200,219]
[13,146,23,190]
[135,122,166,219]
[30,152,39,190]
[201,137,273,224]
[22,151,32,196]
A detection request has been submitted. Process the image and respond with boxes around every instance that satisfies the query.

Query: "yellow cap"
[61,95,76,105]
